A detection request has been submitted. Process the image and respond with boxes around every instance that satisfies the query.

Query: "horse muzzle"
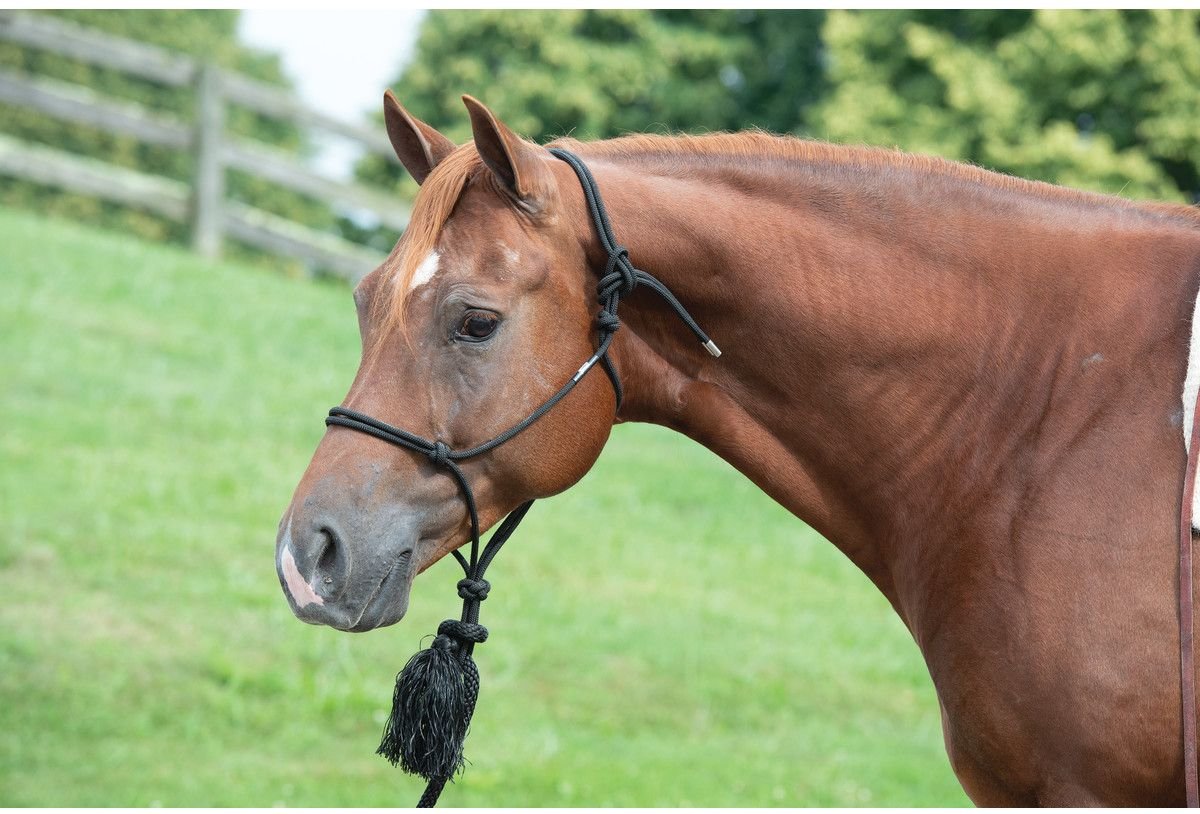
[275,505,418,632]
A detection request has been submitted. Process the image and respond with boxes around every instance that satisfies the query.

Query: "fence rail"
[0,10,408,281]
[0,132,190,220]
[0,68,192,149]
[0,10,195,86]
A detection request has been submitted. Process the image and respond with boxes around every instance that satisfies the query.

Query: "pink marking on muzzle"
[281,546,324,608]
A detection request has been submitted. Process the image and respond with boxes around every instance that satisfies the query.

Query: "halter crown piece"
[324,148,720,807]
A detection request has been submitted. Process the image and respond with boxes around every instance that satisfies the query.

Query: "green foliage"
[0,10,332,255]
[0,206,966,805]
[808,9,1196,200]
[357,10,825,196]
[400,9,825,141]
[364,9,1200,204]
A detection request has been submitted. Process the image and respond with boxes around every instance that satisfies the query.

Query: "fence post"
[190,62,223,259]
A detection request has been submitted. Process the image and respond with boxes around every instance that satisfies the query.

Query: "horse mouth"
[341,548,414,633]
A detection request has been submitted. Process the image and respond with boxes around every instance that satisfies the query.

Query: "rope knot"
[604,245,636,293]
[456,577,491,602]
[428,440,450,467]
[595,311,621,335]
[437,619,489,646]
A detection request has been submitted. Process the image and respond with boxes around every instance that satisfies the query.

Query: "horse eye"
[456,311,499,341]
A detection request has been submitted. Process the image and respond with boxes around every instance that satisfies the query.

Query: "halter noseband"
[324,148,719,807]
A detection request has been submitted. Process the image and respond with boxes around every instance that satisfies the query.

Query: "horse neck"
[571,147,1200,610]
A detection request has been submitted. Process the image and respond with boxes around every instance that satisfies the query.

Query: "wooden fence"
[0,11,409,281]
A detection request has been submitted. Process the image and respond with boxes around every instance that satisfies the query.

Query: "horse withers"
[278,91,1200,805]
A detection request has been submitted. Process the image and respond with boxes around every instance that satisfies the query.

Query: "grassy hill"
[0,207,969,806]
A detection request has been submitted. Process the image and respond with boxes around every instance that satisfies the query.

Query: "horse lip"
[346,549,412,631]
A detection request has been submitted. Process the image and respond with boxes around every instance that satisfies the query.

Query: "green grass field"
[0,207,969,806]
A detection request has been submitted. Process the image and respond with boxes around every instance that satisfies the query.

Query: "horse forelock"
[375,145,486,342]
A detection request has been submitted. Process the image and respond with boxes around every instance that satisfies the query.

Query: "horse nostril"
[313,526,349,600]
[316,528,337,572]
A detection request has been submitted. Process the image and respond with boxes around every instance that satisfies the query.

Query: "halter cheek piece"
[324,148,720,807]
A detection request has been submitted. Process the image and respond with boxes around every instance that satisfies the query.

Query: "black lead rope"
[324,148,720,808]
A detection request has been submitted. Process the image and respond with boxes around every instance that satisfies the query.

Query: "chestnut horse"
[277,92,1200,805]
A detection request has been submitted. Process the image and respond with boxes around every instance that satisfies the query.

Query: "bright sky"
[238,9,426,178]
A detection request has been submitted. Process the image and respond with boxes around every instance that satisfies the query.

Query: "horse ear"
[462,94,549,205]
[383,90,455,185]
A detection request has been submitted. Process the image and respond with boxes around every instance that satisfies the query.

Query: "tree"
[365,10,1200,206]
[807,10,1200,201]
[358,9,825,196]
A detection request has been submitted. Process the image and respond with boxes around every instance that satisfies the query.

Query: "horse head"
[276,94,617,631]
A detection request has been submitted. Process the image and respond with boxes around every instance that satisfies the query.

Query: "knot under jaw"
[456,577,491,602]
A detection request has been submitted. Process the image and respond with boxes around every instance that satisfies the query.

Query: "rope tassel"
[376,619,484,787]
[377,620,486,781]
[369,508,530,807]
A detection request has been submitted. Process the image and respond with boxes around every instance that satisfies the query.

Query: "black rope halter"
[324,148,720,807]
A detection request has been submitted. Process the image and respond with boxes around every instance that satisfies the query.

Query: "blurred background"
[2,8,1198,806]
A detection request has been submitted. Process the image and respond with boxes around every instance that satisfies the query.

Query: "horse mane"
[379,129,1200,333]
[555,130,1200,222]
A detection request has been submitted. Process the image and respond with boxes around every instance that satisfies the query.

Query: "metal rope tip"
[703,339,722,358]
